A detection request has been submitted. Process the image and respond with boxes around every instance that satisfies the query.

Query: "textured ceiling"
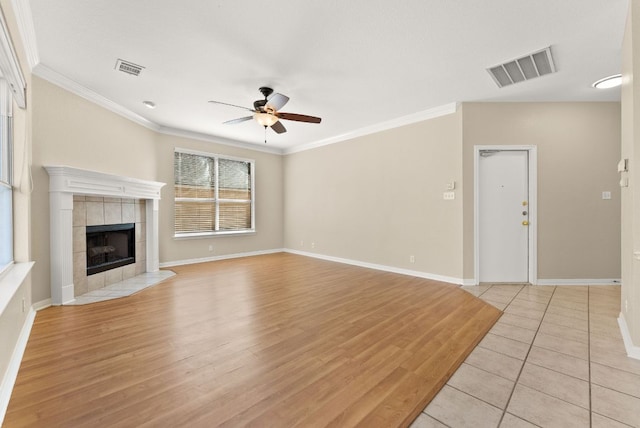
[27,0,628,152]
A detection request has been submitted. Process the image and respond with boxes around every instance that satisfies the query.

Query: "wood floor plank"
[4,253,500,427]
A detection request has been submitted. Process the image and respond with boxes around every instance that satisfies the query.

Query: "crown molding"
[283,102,459,155]
[10,0,39,70]
[32,64,284,155]
[33,63,162,132]
[158,126,283,155]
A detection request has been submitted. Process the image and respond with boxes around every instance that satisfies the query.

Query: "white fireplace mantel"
[45,166,166,305]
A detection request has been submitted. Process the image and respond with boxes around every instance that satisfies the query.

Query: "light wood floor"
[4,253,501,427]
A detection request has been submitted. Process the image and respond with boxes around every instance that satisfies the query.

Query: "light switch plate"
[443,192,455,200]
[602,191,611,200]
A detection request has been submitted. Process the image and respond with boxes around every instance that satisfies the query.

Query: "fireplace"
[45,165,165,305]
[86,223,135,275]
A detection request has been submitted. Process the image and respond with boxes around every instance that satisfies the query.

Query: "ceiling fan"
[208,87,321,136]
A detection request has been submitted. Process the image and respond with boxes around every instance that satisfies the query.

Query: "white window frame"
[174,148,255,238]
[0,78,13,276]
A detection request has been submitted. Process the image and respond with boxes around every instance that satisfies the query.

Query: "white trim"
[44,165,165,200]
[160,126,282,155]
[10,0,39,70]
[32,65,284,156]
[618,313,640,360]
[0,261,34,316]
[159,248,284,268]
[284,249,465,285]
[0,306,35,426]
[536,279,622,286]
[473,145,538,286]
[28,57,457,157]
[32,298,51,311]
[284,103,458,155]
[0,4,26,108]
[33,64,161,132]
[462,279,477,286]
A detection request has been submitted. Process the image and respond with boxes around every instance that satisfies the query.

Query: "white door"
[478,150,529,283]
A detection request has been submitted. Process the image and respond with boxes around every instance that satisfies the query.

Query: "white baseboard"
[0,306,36,426]
[33,298,51,311]
[159,248,285,268]
[618,313,640,360]
[536,279,622,286]
[284,249,465,285]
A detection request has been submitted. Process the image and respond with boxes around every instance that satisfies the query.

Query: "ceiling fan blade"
[266,93,289,110]
[271,121,287,134]
[223,116,253,125]
[208,100,255,112]
[277,112,322,124]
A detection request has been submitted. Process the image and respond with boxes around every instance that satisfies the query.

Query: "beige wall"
[621,0,639,346]
[30,77,158,303]
[284,110,464,280]
[155,133,283,264]
[462,103,621,281]
[0,0,33,400]
[30,77,284,302]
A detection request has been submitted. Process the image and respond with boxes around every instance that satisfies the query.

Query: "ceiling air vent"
[115,59,144,76]
[487,47,556,88]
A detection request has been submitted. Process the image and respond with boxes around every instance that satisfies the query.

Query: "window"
[0,78,13,273]
[174,149,255,237]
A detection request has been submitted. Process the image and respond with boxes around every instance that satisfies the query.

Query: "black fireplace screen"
[86,223,135,275]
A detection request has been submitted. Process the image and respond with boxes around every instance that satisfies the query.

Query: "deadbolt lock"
[522,220,529,226]
[522,201,528,206]
[522,211,528,216]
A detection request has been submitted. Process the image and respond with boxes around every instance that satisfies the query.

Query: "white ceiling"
[25,0,628,153]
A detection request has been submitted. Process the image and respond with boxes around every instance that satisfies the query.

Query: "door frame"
[474,145,538,285]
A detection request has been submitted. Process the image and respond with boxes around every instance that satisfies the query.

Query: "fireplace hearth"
[86,223,135,275]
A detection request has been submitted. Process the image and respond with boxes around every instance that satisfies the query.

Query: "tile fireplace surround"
[45,166,165,305]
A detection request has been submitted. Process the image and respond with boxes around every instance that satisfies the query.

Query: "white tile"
[464,345,524,381]
[478,333,530,360]
[507,384,590,428]
[425,385,502,428]
[591,384,640,427]
[517,363,589,409]
[409,413,448,428]
[446,363,514,409]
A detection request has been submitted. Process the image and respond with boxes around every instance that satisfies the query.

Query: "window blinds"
[174,150,253,235]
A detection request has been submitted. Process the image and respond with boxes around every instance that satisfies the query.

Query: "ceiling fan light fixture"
[254,112,278,127]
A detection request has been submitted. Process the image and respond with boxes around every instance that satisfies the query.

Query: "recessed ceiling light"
[592,74,622,89]
[142,100,156,109]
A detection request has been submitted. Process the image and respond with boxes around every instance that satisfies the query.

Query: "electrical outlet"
[311,242,315,249]
[409,255,415,263]
[208,245,213,251]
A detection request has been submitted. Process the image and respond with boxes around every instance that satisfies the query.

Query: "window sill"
[173,230,256,240]
[0,261,35,316]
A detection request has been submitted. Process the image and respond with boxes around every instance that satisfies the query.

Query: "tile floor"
[411,284,640,428]
[65,270,175,305]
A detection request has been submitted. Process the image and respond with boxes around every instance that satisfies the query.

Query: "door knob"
[522,220,529,226]
[522,211,528,216]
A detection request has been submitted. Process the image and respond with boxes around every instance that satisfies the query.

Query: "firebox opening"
[86,223,135,276]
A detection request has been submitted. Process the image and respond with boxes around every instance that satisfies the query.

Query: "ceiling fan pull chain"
[264,126,267,144]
